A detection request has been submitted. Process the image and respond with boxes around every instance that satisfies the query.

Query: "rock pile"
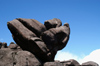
[0,18,99,66]
[0,42,99,66]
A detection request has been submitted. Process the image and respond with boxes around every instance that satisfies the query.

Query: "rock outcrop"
[0,44,42,66]
[0,42,99,66]
[0,18,99,66]
[7,18,70,62]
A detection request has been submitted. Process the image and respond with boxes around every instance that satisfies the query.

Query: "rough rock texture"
[8,42,22,51]
[7,18,49,62]
[0,42,2,48]
[0,42,99,66]
[82,61,99,66]
[60,59,80,66]
[8,42,18,49]
[0,18,99,66]
[1,42,8,48]
[44,18,62,30]
[44,62,63,66]
[7,18,70,62]
[0,45,42,66]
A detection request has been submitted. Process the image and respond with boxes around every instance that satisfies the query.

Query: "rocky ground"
[0,42,99,66]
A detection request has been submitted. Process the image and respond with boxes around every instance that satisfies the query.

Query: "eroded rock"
[60,59,80,66]
[82,61,99,66]
[8,42,18,49]
[1,42,7,48]
[0,49,42,66]
[44,18,62,30]
[44,62,63,66]
[7,18,70,62]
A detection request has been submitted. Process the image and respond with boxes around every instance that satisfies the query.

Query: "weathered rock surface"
[1,42,8,48]
[7,18,49,62]
[0,48,42,66]
[44,62,63,66]
[8,42,18,49]
[82,61,99,66]
[7,18,70,62]
[44,18,62,30]
[0,43,99,66]
[0,18,98,66]
[60,59,80,66]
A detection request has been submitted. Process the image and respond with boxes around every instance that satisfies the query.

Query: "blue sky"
[0,0,100,64]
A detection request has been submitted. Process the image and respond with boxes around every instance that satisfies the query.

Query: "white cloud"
[55,49,100,65]
[55,51,83,62]
[80,49,100,65]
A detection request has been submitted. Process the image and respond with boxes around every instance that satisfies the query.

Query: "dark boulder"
[42,23,70,51]
[44,18,62,30]
[81,61,99,66]
[44,62,63,66]
[7,19,49,62]
[7,18,70,62]
[1,42,8,48]
[60,59,80,66]
[8,42,18,49]
[0,42,2,48]
[17,18,46,37]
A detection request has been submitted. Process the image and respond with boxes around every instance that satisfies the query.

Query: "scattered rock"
[60,59,80,66]
[82,61,99,66]
[1,42,8,48]
[8,42,18,49]
[44,62,63,66]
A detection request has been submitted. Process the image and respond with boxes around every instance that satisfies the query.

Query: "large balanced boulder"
[7,18,70,62]
[7,18,49,62]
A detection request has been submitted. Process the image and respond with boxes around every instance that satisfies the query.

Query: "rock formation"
[7,18,70,62]
[0,18,99,66]
[0,42,42,66]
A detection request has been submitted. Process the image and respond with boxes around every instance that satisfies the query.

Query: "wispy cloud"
[0,38,3,41]
[55,49,100,65]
